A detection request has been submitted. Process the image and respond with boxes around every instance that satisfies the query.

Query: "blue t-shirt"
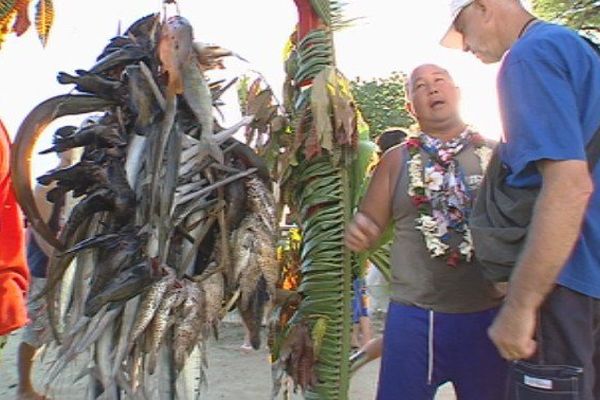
[498,22,600,298]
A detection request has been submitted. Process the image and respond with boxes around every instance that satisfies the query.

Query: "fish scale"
[231,216,256,281]
[128,269,175,344]
[255,227,279,300]
[199,271,225,334]
[146,285,185,374]
[238,249,262,310]
[246,176,277,234]
[173,281,205,370]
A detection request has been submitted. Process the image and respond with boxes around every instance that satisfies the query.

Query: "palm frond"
[310,0,351,30]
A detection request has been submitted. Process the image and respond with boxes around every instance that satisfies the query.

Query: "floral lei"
[406,128,492,267]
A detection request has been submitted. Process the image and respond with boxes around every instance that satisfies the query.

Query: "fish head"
[158,15,195,95]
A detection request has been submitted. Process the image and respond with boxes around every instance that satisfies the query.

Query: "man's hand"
[344,212,381,252]
[488,159,592,361]
[488,301,537,360]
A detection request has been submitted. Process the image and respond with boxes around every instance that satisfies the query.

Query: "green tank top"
[389,143,501,313]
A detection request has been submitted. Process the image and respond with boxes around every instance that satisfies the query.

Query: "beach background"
[0,318,456,399]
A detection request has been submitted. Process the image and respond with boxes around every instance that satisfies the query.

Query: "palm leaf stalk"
[267,1,375,399]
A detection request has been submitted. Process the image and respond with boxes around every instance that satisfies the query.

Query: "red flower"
[446,250,461,267]
[470,133,485,147]
[411,195,429,207]
[406,138,420,150]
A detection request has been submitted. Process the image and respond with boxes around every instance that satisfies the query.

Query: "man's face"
[407,65,461,124]
[453,1,503,64]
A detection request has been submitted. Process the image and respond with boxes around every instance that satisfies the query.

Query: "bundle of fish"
[11,11,280,399]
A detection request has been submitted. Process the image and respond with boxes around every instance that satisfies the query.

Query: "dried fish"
[192,42,247,71]
[198,269,225,338]
[89,44,148,75]
[57,70,124,99]
[111,296,141,378]
[255,227,279,302]
[173,281,205,370]
[146,284,185,374]
[158,15,194,96]
[84,261,157,317]
[125,64,160,133]
[12,11,282,398]
[238,276,269,350]
[11,94,115,250]
[246,176,277,234]
[129,267,176,344]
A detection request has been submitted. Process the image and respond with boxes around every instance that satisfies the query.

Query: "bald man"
[345,64,506,399]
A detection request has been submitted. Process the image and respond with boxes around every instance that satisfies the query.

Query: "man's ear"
[406,101,415,116]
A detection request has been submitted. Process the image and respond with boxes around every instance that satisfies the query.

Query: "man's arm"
[344,147,403,252]
[488,159,593,360]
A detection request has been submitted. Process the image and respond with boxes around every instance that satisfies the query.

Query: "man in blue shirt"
[440,0,600,398]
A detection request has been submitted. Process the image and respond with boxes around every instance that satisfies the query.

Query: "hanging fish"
[128,266,176,344]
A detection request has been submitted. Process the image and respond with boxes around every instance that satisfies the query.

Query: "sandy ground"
[0,321,455,399]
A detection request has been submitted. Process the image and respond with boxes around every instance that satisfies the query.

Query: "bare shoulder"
[380,145,404,168]
[376,145,406,184]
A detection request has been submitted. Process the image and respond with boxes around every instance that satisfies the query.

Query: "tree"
[350,71,415,141]
[532,0,599,34]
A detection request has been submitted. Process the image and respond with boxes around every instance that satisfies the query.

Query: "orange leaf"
[12,0,30,36]
[34,0,53,47]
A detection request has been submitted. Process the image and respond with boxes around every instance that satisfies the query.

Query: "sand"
[0,321,455,399]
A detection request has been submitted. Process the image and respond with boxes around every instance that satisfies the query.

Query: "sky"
[0,0,503,178]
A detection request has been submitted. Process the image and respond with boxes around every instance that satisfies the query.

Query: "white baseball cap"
[440,0,475,48]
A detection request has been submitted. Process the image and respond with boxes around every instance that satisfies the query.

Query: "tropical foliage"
[350,71,415,141]
[532,0,599,33]
[258,1,381,399]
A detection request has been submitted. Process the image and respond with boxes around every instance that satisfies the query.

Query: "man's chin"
[473,52,500,64]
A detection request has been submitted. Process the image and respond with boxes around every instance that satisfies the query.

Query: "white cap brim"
[440,0,474,49]
[440,26,464,49]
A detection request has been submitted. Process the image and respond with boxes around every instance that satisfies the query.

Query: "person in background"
[0,118,29,361]
[350,273,373,349]
[345,63,506,399]
[376,128,408,155]
[440,1,600,398]
[17,127,77,400]
[350,128,409,372]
